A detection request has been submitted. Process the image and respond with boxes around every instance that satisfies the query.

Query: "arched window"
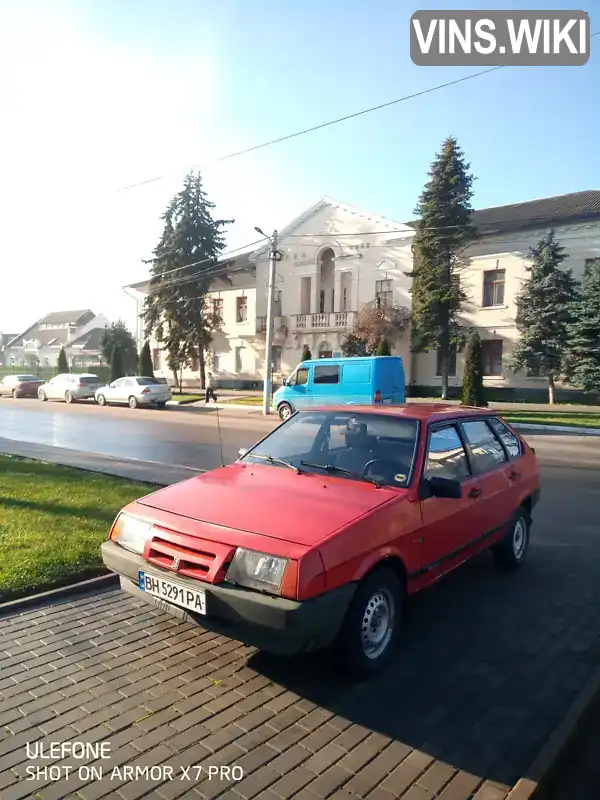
[318,248,335,314]
[318,341,332,359]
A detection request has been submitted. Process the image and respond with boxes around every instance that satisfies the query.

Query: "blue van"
[273,356,406,420]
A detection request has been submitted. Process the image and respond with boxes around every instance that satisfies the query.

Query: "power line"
[118,66,505,192]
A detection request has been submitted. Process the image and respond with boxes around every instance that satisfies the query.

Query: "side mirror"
[282,378,287,386]
[238,447,249,458]
[428,475,462,499]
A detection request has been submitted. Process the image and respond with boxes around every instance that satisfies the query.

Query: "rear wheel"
[38,389,47,402]
[334,567,403,679]
[96,394,106,407]
[278,402,293,421]
[65,391,74,404]
[493,508,531,570]
[12,389,18,399]
[128,396,139,409]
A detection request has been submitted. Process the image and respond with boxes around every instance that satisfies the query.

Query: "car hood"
[137,462,399,546]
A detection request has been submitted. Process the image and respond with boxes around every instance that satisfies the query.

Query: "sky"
[0,0,598,335]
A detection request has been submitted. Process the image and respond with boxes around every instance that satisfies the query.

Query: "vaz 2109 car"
[102,404,540,678]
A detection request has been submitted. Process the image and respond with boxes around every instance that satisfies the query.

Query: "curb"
[0,574,119,615]
[507,665,600,798]
[511,423,600,436]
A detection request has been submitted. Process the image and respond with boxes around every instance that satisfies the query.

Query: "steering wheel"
[363,459,410,484]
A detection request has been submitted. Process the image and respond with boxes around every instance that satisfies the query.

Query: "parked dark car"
[0,374,44,398]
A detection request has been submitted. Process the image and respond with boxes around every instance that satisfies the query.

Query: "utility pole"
[262,230,278,415]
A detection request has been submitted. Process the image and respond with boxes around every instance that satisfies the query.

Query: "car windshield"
[241,411,419,488]
[136,377,161,385]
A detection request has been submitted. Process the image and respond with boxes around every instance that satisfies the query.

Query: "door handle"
[468,487,482,499]
[508,470,520,481]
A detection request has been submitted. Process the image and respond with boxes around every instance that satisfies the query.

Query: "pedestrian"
[205,373,217,404]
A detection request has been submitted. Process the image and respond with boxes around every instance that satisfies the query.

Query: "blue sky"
[0,0,597,332]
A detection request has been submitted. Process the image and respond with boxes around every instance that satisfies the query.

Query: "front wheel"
[96,394,106,407]
[334,567,403,679]
[128,396,139,409]
[38,390,47,402]
[12,389,18,399]
[493,509,531,570]
[278,402,293,421]
[65,391,74,404]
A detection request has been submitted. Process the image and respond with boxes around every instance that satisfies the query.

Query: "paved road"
[0,399,276,471]
[1,430,600,798]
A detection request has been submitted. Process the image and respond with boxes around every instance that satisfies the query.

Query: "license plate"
[138,570,206,615]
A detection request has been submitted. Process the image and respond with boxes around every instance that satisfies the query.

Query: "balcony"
[293,311,356,331]
[256,316,288,344]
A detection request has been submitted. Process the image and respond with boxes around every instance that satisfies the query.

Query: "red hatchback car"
[102,405,540,677]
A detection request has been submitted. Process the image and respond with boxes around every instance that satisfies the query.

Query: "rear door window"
[314,365,340,385]
[461,420,508,474]
[488,417,522,459]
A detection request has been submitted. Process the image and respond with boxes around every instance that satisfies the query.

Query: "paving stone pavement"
[1,465,600,800]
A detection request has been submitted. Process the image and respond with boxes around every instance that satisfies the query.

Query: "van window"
[314,365,340,385]
[289,368,308,387]
[342,363,371,383]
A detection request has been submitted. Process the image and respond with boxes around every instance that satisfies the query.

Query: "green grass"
[169,393,205,404]
[500,411,600,429]
[0,455,158,602]
[219,396,268,406]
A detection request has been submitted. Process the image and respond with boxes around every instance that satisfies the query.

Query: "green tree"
[138,340,154,377]
[376,339,392,356]
[57,347,69,373]
[564,259,600,395]
[341,333,369,357]
[143,171,232,389]
[301,344,312,362]
[409,136,474,399]
[461,331,487,406]
[110,347,125,383]
[101,321,137,374]
[510,231,578,404]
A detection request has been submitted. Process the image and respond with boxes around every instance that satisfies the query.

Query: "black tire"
[278,402,293,421]
[493,507,531,570]
[65,391,74,404]
[96,394,106,407]
[156,401,167,408]
[334,567,403,679]
[128,396,139,409]
[38,390,47,402]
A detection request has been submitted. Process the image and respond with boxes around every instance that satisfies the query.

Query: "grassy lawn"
[169,393,205,404]
[0,455,157,603]
[219,396,268,406]
[500,411,600,429]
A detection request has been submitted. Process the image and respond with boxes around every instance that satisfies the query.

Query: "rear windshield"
[136,377,161,386]
[16,375,38,382]
[78,376,100,385]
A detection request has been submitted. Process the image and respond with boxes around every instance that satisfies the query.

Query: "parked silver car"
[38,373,102,403]
[0,374,44,398]
[95,376,172,409]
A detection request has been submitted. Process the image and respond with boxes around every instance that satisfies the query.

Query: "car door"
[287,366,311,409]
[419,423,486,580]
[47,376,61,399]
[311,364,340,407]
[486,416,526,522]
[108,378,127,403]
[458,418,511,541]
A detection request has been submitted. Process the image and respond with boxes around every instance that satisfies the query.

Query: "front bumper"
[101,540,355,656]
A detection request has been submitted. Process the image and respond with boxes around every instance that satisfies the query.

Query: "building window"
[482,340,503,376]
[191,352,199,371]
[212,352,220,371]
[235,346,243,373]
[436,344,457,377]
[236,296,247,323]
[483,270,505,307]
[319,289,325,314]
[212,298,223,320]
[376,279,393,308]
[272,346,282,373]
[152,349,161,370]
[342,286,348,311]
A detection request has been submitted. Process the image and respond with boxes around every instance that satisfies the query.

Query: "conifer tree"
[564,259,600,395]
[461,331,486,406]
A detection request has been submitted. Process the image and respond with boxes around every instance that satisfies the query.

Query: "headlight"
[225,548,288,594]
[110,514,154,555]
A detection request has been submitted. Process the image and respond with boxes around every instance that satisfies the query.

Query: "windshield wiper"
[300,461,381,488]
[247,453,301,473]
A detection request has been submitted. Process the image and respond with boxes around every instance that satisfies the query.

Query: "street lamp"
[255,227,280,415]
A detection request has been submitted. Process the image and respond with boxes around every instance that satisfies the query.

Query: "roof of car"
[303,403,495,422]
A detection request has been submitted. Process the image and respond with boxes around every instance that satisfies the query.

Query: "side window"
[461,420,508,474]
[424,426,470,482]
[488,417,522,459]
[295,368,309,386]
[113,378,125,388]
[314,365,339,385]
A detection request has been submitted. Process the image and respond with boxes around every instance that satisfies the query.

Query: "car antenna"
[215,400,225,467]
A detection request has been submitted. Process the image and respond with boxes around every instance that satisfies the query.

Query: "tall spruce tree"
[461,331,486,406]
[101,322,137,373]
[409,137,474,399]
[57,347,69,373]
[377,339,392,356]
[143,171,232,389]
[564,259,600,396]
[110,347,125,383]
[138,340,154,377]
[510,231,578,404]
